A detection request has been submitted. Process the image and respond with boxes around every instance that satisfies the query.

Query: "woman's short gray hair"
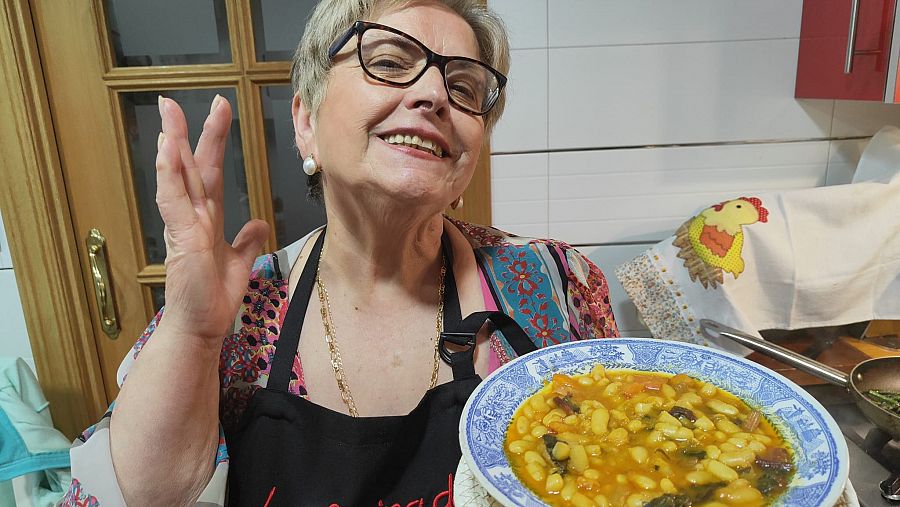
[290,0,510,201]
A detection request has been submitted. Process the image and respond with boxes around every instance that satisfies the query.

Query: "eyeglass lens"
[359,28,499,114]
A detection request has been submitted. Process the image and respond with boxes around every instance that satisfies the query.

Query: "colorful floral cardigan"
[63,219,618,506]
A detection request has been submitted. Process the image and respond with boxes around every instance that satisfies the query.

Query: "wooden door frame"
[0,0,492,439]
[0,0,107,439]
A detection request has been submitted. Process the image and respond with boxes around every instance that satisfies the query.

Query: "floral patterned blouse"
[63,219,618,506]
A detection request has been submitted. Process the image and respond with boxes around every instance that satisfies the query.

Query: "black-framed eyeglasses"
[328,21,507,116]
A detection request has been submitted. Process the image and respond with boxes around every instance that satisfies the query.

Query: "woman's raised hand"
[155,95,270,342]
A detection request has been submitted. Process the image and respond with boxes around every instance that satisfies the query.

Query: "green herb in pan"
[865,390,900,415]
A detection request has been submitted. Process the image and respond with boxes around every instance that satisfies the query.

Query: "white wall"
[0,210,36,376]
[488,0,900,336]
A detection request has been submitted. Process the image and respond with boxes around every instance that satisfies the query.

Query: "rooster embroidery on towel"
[672,197,769,289]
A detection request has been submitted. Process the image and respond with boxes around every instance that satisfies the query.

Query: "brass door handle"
[86,228,120,339]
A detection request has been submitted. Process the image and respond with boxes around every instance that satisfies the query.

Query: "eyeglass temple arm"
[328,24,358,59]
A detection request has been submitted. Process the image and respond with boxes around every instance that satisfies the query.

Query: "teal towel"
[0,357,71,506]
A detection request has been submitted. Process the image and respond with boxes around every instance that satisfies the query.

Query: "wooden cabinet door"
[796,0,896,100]
[30,0,491,407]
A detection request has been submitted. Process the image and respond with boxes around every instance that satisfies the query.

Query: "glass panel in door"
[104,0,232,66]
[260,84,326,248]
[250,0,318,62]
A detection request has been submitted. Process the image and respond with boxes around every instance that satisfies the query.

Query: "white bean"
[628,446,649,464]
[657,411,682,426]
[591,407,610,435]
[529,395,550,412]
[686,470,716,485]
[603,382,621,397]
[545,473,563,493]
[608,427,629,446]
[748,440,766,453]
[629,473,657,490]
[561,478,577,500]
[700,382,717,397]
[571,493,594,507]
[660,477,676,493]
[662,384,677,399]
[625,492,655,507]
[706,459,739,482]
[719,449,755,468]
[507,439,532,454]
[569,444,589,473]
[656,422,679,438]
[552,441,570,460]
[694,416,715,431]
[726,436,748,448]
[706,399,738,416]
[645,430,665,446]
[530,425,549,438]
[526,462,545,482]
[715,417,741,434]
[626,419,644,433]
[515,416,529,435]
[523,450,546,466]
[677,392,703,407]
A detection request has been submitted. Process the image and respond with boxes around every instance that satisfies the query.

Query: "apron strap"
[440,233,462,332]
[269,231,325,392]
[439,310,538,379]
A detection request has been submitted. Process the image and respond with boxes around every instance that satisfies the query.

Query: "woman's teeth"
[381,134,443,158]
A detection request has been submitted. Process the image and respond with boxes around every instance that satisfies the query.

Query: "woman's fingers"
[159,96,207,208]
[194,95,231,200]
[155,130,197,230]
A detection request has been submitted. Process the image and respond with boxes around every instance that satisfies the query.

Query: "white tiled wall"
[488,0,900,335]
[0,210,36,377]
[547,141,831,244]
[548,40,833,150]
[491,152,549,238]
[546,1,801,47]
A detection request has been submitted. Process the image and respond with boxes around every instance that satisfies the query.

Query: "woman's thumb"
[232,219,270,266]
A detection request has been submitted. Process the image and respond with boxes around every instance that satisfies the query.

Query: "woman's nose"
[404,65,450,118]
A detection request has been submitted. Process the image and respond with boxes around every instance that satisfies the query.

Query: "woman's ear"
[291,93,316,157]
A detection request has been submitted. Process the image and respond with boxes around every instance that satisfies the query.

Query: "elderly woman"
[65,0,617,505]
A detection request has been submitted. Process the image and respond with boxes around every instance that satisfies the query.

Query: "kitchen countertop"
[748,330,897,387]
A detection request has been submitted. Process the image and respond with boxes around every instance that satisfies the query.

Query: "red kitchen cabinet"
[796,0,900,101]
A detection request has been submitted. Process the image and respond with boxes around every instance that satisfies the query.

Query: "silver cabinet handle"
[845,0,861,73]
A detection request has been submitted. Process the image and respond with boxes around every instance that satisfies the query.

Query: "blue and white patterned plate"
[459,338,848,507]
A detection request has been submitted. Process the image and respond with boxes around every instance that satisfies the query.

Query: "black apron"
[225,231,537,506]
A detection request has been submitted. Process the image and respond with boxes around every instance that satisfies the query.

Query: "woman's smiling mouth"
[379,133,446,158]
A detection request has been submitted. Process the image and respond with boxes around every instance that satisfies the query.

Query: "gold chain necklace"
[314,247,446,417]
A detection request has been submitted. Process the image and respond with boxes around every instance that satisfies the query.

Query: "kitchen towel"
[0,357,71,507]
[616,126,900,354]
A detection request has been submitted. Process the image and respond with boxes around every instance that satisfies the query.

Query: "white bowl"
[459,338,849,507]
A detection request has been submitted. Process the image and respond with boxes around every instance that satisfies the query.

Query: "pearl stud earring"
[302,155,319,176]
